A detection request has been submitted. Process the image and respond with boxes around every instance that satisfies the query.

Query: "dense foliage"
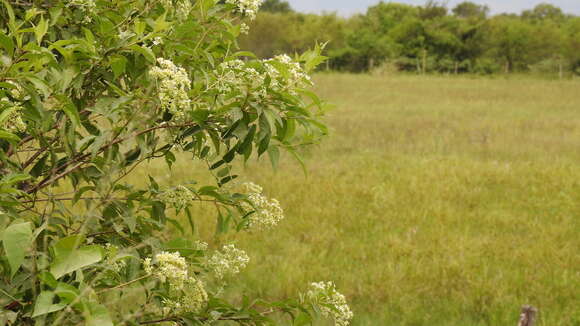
[0,0,352,325]
[243,0,580,75]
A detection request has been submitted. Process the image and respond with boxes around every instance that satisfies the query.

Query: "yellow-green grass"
[130,74,580,325]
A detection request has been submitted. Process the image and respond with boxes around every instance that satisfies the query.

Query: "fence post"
[517,305,538,326]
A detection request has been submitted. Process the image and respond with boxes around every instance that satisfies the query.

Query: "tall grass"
[128,73,580,325]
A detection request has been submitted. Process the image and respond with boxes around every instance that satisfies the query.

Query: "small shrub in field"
[0,0,351,325]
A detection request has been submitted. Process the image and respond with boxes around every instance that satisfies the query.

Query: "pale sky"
[286,0,580,16]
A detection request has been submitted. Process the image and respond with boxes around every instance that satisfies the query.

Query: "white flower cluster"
[216,59,267,98]
[241,182,284,230]
[162,277,207,314]
[103,244,126,273]
[68,0,97,22]
[265,54,313,92]
[159,185,196,208]
[240,23,250,35]
[214,55,312,103]
[176,0,193,19]
[145,251,189,290]
[159,0,192,19]
[194,240,208,251]
[150,58,192,122]
[144,251,208,314]
[152,37,164,46]
[305,282,353,326]
[1,85,26,133]
[0,104,26,133]
[207,244,249,279]
[226,0,263,20]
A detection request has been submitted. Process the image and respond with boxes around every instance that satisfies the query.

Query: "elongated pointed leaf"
[2,222,32,277]
[0,130,20,142]
[50,236,103,279]
[32,291,67,317]
[85,303,113,326]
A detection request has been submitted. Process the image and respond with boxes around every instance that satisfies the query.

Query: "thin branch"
[19,197,128,204]
[7,0,51,8]
[21,137,58,169]
[20,196,220,204]
[139,317,179,325]
[98,275,151,294]
[139,309,276,325]
[26,122,199,195]
[0,288,19,302]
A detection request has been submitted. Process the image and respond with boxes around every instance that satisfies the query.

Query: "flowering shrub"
[304,282,354,326]
[0,0,351,325]
[240,182,284,230]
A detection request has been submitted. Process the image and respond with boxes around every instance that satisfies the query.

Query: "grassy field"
[132,74,580,326]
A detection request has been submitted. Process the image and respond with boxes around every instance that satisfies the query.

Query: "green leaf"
[0,130,20,142]
[110,55,127,79]
[232,51,256,58]
[62,100,81,128]
[217,166,232,178]
[30,154,48,178]
[163,237,202,257]
[184,207,195,234]
[129,45,155,63]
[218,175,238,187]
[133,20,146,35]
[210,160,225,170]
[258,135,271,157]
[237,125,256,155]
[223,144,239,163]
[0,32,14,57]
[1,173,31,186]
[32,292,66,317]
[23,75,52,99]
[2,222,32,277]
[38,271,58,288]
[0,310,17,324]
[293,311,312,326]
[287,147,307,175]
[54,282,79,304]
[85,303,113,326]
[51,235,84,256]
[0,1,16,29]
[50,236,103,279]
[153,12,171,32]
[268,146,280,170]
[34,16,49,45]
[25,7,41,21]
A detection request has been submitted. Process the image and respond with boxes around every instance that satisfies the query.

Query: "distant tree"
[390,18,429,70]
[419,0,448,20]
[366,2,419,33]
[330,3,419,71]
[564,18,580,73]
[485,17,535,72]
[261,0,293,13]
[238,0,580,74]
[522,3,565,22]
[452,1,489,19]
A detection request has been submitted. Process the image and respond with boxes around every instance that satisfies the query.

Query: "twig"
[98,275,151,294]
[19,197,128,204]
[27,122,200,195]
[139,317,179,325]
[0,288,19,302]
[139,309,275,325]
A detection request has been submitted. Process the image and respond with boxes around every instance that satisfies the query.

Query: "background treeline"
[241,0,580,75]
